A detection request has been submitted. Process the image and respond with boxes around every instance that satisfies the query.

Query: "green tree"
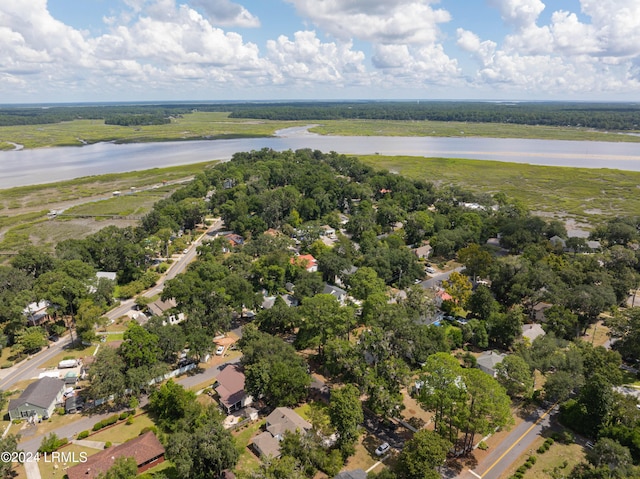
[587,438,634,476]
[97,456,137,479]
[0,434,21,479]
[442,272,472,312]
[466,285,499,321]
[329,384,363,456]
[495,354,534,399]
[118,322,160,369]
[13,327,47,354]
[149,380,198,432]
[165,405,239,479]
[10,245,55,278]
[417,353,466,441]
[88,345,126,402]
[396,429,450,479]
[240,326,310,408]
[347,266,386,300]
[459,368,513,454]
[458,243,493,280]
[298,294,355,357]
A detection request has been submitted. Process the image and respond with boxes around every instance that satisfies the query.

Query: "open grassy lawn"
[358,155,640,223]
[499,437,585,479]
[88,413,155,444]
[232,419,265,477]
[143,460,180,478]
[581,320,611,348]
[343,433,382,474]
[312,119,640,143]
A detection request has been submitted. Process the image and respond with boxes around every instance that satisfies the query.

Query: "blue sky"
[2,0,639,103]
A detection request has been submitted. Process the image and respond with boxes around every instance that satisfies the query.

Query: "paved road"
[0,337,74,390]
[456,403,558,479]
[105,217,224,321]
[18,355,239,454]
[420,267,465,290]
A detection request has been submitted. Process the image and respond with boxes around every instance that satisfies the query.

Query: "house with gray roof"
[476,351,506,378]
[9,377,65,421]
[334,470,367,479]
[522,323,546,343]
[323,284,347,304]
[252,407,312,458]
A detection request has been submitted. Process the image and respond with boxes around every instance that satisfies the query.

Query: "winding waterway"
[1,127,640,189]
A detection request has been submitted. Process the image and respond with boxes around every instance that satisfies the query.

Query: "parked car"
[215,345,225,356]
[375,442,390,456]
[426,267,436,274]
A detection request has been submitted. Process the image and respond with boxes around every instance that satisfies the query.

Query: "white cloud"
[190,0,260,28]
[488,0,545,29]
[285,0,450,44]
[456,0,640,95]
[266,31,367,85]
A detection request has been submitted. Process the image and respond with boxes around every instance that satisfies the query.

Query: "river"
[1,127,640,189]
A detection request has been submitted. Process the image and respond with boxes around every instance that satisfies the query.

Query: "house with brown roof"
[66,431,165,479]
[215,363,253,414]
[252,407,312,458]
[413,244,432,259]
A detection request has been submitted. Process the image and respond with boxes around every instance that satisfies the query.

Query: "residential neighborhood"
[0,149,639,479]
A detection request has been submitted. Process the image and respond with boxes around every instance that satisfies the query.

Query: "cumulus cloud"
[285,0,451,44]
[458,0,640,95]
[190,0,260,28]
[266,31,367,85]
[488,0,545,29]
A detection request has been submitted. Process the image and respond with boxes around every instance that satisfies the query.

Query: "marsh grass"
[359,155,640,222]
[0,112,305,149]
[312,119,640,142]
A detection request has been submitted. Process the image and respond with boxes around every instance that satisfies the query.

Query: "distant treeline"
[228,101,640,131]
[104,114,171,126]
[0,101,639,130]
[0,105,216,127]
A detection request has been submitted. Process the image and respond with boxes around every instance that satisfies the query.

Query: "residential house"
[323,284,347,304]
[96,271,117,282]
[23,300,51,326]
[8,377,65,421]
[532,302,553,322]
[252,407,312,458]
[413,244,432,259]
[224,233,245,247]
[66,431,165,479]
[334,470,367,479]
[291,254,318,273]
[476,351,506,378]
[320,225,336,237]
[147,298,177,317]
[522,323,546,343]
[214,364,253,414]
[435,289,453,308]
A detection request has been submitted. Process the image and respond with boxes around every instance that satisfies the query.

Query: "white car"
[375,442,390,456]
[215,345,225,356]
